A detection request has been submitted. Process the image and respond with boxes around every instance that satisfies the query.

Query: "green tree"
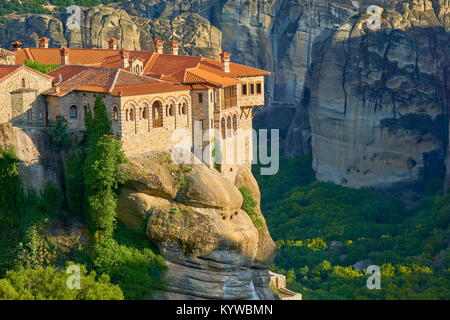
[83,96,126,236]
[25,59,60,73]
[49,115,70,149]
[64,150,85,218]
[0,264,123,300]
[0,147,23,227]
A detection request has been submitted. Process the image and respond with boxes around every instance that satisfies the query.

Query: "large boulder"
[116,152,277,300]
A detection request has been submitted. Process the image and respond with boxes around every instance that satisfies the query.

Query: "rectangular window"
[210,92,213,102]
[250,83,255,95]
[198,93,203,103]
[242,84,247,95]
[256,83,262,94]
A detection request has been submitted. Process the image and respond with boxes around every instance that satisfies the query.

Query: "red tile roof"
[16,47,270,88]
[43,65,188,97]
[0,65,53,83]
[0,65,22,82]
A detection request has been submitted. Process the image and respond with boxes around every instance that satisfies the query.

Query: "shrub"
[25,59,60,73]
[240,187,264,230]
[92,234,166,300]
[0,147,23,227]
[49,115,70,149]
[0,264,123,300]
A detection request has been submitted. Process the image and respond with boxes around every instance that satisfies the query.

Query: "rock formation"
[116,152,277,300]
[0,123,62,192]
[287,1,450,189]
[0,6,222,59]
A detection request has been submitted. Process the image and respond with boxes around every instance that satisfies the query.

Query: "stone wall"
[46,91,121,130]
[119,90,192,155]
[237,76,265,108]
[0,67,53,126]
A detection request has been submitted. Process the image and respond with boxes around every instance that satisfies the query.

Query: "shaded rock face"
[0,123,62,192]
[117,152,277,300]
[0,6,221,59]
[290,2,450,189]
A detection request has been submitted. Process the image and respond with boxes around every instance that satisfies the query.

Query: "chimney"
[108,38,119,50]
[121,50,130,68]
[220,52,232,73]
[11,41,23,52]
[153,40,164,54]
[169,40,180,55]
[60,47,70,66]
[39,37,50,48]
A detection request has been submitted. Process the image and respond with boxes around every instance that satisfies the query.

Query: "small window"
[169,105,174,116]
[22,78,26,87]
[198,93,203,103]
[256,83,262,94]
[129,108,135,121]
[181,103,187,115]
[70,105,77,119]
[210,92,213,102]
[27,109,32,121]
[250,83,255,95]
[142,107,148,120]
[221,118,226,139]
[242,84,247,95]
[113,106,119,121]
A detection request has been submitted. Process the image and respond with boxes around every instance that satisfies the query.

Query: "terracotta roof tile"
[0,65,22,81]
[43,65,167,97]
[15,47,270,89]
[0,65,53,84]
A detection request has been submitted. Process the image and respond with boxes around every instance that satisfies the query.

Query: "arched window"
[227,116,232,138]
[22,78,26,87]
[70,105,78,119]
[142,106,148,120]
[232,114,238,133]
[169,104,174,117]
[139,107,142,120]
[152,101,163,127]
[221,118,226,139]
[129,108,135,121]
[181,103,187,115]
[113,105,119,121]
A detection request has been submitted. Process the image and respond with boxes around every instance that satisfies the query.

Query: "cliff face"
[0,6,222,59]
[116,152,277,300]
[288,1,450,189]
[0,123,62,192]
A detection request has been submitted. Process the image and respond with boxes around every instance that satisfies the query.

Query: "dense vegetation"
[0,1,121,16]
[0,96,165,300]
[255,155,450,300]
[25,60,60,74]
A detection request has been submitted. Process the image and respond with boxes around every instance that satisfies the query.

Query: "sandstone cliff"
[0,123,62,192]
[287,1,450,189]
[0,6,222,59]
[116,152,277,300]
